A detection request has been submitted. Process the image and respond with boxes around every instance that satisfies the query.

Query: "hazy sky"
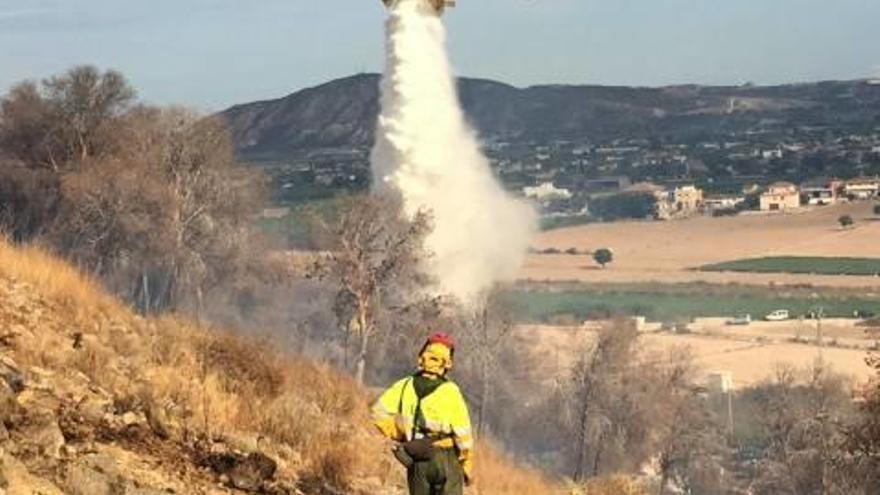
[1,0,878,110]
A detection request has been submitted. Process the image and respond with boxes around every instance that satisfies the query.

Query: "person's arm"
[448,384,475,484]
[371,378,408,441]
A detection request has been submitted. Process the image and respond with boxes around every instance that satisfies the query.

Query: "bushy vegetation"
[587,192,656,221]
[0,66,269,317]
[540,215,592,231]
[701,256,880,276]
[592,248,613,268]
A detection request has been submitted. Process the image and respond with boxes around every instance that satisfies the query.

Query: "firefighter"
[371,333,474,495]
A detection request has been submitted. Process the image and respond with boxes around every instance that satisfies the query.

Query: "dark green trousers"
[407,448,463,495]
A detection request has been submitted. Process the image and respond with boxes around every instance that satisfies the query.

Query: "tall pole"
[727,389,735,441]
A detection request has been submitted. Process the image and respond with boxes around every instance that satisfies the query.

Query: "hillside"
[0,240,560,494]
[221,74,880,160]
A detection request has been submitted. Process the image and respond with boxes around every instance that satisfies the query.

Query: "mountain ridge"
[220,73,880,161]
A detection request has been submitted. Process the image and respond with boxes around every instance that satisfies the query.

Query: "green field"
[512,288,880,322]
[539,215,592,231]
[700,257,880,276]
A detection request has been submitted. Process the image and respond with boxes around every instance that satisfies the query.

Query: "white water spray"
[372,0,536,304]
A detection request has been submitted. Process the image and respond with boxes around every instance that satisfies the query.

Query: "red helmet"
[426,332,455,350]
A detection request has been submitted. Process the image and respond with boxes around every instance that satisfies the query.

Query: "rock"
[0,372,23,395]
[63,464,113,495]
[0,382,21,427]
[83,452,119,477]
[204,451,278,492]
[25,367,54,392]
[229,452,278,491]
[144,401,172,440]
[124,487,170,495]
[78,396,112,424]
[18,412,65,459]
[1,453,65,494]
[121,412,140,427]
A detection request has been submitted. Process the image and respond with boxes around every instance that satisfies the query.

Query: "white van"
[765,309,790,321]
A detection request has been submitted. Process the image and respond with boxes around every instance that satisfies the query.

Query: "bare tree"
[750,361,853,495]
[0,160,60,240]
[310,194,432,384]
[565,320,644,480]
[52,107,266,316]
[0,65,134,170]
[452,289,518,436]
[652,348,729,495]
[842,354,880,494]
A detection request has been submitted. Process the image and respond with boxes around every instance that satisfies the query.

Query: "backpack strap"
[397,374,451,440]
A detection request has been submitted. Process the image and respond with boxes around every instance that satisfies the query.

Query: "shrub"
[588,192,656,221]
[593,248,614,268]
[712,208,739,217]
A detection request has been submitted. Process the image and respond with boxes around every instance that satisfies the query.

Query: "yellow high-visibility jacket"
[372,375,474,476]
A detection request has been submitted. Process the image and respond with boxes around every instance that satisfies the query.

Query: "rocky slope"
[220,74,880,160]
[0,240,563,494]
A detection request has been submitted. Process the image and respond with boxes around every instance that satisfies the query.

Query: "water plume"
[371,0,536,304]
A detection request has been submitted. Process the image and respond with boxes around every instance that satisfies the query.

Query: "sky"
[1,0,879,111]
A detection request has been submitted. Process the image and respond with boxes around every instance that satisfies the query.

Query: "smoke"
[371,0,536,304]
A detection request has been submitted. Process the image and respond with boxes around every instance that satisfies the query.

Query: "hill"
[221,74,880,160]
[0,240,559,494]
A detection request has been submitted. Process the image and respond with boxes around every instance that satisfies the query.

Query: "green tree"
[589,192,657,221]
[839,214,854,229]
[593,248,613,268]
[873,204,880,216]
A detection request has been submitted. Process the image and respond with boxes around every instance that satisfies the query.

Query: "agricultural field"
[512,286,880,322]
[700,256,880,276]
[521,202,880,289]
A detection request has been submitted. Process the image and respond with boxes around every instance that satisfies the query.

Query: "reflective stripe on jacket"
[371,376,474,453]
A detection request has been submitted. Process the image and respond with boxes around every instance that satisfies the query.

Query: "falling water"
[371,0,536,304]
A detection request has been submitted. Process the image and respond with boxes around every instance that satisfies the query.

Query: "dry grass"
[577,475,647,495]
[0,238,564,493]
[473,444,565,494]
[0,239,122,321]
[523,202,880,289]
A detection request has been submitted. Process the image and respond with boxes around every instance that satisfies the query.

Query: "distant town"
[259,122,880,224]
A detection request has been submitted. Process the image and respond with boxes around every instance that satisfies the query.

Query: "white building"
[704,196,745,211]
[523,182,572,200]
[760,182,801,211]
[845,177,880,200]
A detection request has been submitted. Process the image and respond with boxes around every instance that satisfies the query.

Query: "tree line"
[0,66,270,317]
